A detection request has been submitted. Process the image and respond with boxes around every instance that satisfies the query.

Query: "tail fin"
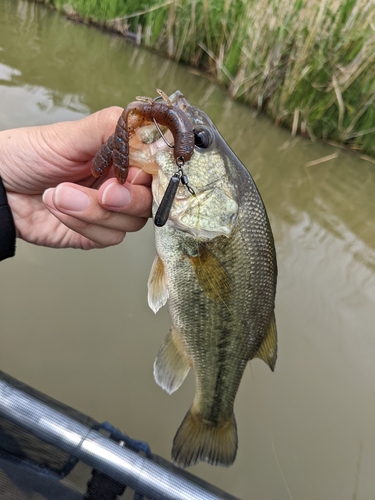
[172,407,237,468]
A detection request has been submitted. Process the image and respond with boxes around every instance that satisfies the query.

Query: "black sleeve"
[0,177,16,261]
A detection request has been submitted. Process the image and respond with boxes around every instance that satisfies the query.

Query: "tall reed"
[49,0,375,155]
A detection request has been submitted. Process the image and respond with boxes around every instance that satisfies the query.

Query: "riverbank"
[38,0,375,156]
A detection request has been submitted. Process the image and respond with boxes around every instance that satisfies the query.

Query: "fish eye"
[193,128,212,149]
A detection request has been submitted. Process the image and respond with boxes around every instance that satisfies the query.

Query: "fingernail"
[55,185,90,212]
[42,188,54,208]
[102,183,131,208]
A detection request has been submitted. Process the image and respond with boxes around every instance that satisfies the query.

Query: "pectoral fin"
[254,312,278,371]
[189,244,231,301]
[147,254,169,313]
[154,327,192,394]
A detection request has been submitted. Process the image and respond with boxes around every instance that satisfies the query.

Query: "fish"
[131,91,278,468]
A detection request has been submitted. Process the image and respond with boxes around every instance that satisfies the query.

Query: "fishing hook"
[152,117,174,149]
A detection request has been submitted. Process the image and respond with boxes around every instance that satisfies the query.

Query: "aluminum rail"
[0,377,241,500]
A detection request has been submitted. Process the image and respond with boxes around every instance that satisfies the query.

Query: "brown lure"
[91,90,195,184]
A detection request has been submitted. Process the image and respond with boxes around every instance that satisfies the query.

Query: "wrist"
[0,176,16,260]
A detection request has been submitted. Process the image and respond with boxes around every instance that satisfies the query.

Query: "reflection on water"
[1,1,375,499]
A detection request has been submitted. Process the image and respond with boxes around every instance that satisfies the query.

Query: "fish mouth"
[149,131,174,156]
[128,126,174,174]
[128,91,201,173]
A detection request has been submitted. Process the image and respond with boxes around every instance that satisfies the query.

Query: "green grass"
[45,0,375,155]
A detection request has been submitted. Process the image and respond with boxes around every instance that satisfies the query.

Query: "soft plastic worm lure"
[91,90,195,185]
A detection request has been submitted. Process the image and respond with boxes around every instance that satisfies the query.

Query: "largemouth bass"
[131,91,278,468]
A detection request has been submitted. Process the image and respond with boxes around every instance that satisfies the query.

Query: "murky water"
[1,1,375,498]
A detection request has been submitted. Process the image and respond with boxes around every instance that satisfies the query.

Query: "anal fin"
[254,311,278,371]
[154,327,191,394]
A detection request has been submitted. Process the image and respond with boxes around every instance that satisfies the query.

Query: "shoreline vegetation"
[38,0,375,156]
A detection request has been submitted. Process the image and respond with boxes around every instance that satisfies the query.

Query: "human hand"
[0,107,152,249]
